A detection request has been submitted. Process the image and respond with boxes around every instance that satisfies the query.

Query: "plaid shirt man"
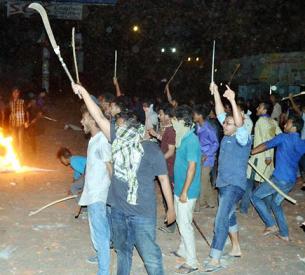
[9,99,25,127]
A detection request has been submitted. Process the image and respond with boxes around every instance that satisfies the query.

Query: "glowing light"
[171,48,176,53]
[196,57,200,61]
[187,57,192,62]
[0,128,21,172]
[132,25,139,32]
[161,48,165,53]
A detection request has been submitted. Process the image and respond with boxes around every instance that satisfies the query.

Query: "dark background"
[1,0,305,101]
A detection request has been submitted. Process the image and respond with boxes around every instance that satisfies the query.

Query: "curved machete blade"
[28,3,59,52]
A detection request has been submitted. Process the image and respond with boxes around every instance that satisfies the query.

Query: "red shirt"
[160,126,176,182]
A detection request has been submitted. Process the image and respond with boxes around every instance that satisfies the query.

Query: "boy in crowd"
[193,104,219,210]
[9,87,28,159]
[251,115,305,241]
[270,93,282,122]
[71,83,175,275]
[240,101,281,214]
[78,105,112,275]
[149,103,176,233]
[172,105,201,274]
[204,83,251,272]
[57,147,86,201]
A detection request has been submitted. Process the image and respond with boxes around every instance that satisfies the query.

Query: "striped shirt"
[9,99,25,127]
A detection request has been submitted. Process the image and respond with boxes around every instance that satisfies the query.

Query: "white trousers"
[174,195,198,268]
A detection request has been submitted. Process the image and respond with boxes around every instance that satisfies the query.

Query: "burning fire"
[0,128,21,172]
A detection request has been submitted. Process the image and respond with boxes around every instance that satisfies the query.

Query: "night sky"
[1,0,305,99]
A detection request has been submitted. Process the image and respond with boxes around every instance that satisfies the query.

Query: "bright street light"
[132,25,139,32]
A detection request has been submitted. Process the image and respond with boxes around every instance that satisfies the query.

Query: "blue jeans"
[251,177,295,237]
[111,208,164,275]
[88,202,110,275]
[210,185,244,260]
[240,179,255,214]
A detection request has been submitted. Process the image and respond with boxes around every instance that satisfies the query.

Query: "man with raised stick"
[205,82,251,272]
[71,83,175,275]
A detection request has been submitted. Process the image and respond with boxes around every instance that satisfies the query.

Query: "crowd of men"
[60,77,305,275]
[2,78,305,274]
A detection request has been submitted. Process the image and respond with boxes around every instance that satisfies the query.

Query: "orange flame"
[0,128,21,171]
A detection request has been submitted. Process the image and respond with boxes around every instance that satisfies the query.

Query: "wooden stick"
[29,195,78,216]
[248,161,297,204]
[228,63,240,86]
[114,50,117,78]
[281,91,305,101]
[42,115,57,122]
[167,59,184,85]
[211,40,215,83]
[193,219,211,247]
[72,27,80,84]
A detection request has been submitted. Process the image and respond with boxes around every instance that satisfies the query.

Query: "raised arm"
[113,77,123,97]
[289,93,302,116]
[210,82,225,116]
[223,85,243,127]
[165,84,175,106]
[72,84,111,140]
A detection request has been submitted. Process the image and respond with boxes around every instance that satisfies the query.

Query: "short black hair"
[260,101,273,115]
[115,109,141,128]
[270,93,280,102]
[173,104,193,127]
[193,104,210,119]
[142,98,155,108]
[157,103,173,117]
[80,104,89,115]
[290,115,304,133]
[102,92,115,103]
[237,102,246,112]
[56,147,72,159]
[113,97,129,113]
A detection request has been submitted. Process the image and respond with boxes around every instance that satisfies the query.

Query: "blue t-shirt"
[266,132,305,183]
[174,129,201,199]
[70,156,86,180]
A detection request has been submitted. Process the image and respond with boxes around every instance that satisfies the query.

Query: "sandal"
[275,233,290,242]
[158,225,175,233]
[171,251,183,258]
[222,253,242,259]
[175,263,198,274]
[263,226,278,236]
[203,263,224,273]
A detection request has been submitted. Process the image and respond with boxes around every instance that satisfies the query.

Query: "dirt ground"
[0,96,305,275]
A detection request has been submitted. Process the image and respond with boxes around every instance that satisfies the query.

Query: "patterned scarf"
[112,124,145,205]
